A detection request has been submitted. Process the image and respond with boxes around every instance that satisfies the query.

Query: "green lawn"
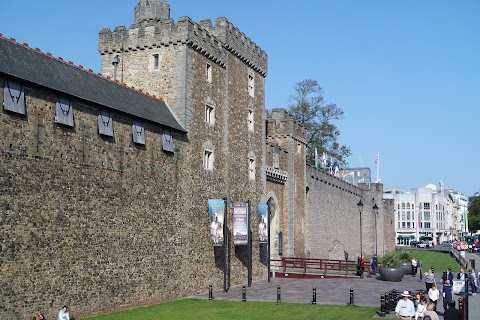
[399,249,462,273]
[84,299,378,320]
[84,250,461,319]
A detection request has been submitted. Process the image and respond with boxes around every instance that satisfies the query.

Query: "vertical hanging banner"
[233,202,248,246]
[208,199,225,246]
[258,203,268,243]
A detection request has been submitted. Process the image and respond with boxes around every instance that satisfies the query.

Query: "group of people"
[395,266,475,320]
[32,305,73,320]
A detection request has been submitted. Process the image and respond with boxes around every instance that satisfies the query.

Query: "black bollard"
[242,285,246,302]
[379,294,386,317]
[349,288,354,305]
[312,287,317,305]
[277,285,281,303]
[208,285,213,300]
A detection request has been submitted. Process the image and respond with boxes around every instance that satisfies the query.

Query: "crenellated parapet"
[266,108,307,145]
[98,16,267,75]
[201,17,267,76]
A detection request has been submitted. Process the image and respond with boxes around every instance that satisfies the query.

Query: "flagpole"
[376,153,380,183]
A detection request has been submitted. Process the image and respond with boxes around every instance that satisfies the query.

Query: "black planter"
[400,262,413,275]
[379,265,405,282]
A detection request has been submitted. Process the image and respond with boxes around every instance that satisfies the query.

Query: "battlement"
[266,108,307,143]
[134,0,170,24]
[99,14,267,76]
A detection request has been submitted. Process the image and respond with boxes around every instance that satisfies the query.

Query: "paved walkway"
[192,252,480,319]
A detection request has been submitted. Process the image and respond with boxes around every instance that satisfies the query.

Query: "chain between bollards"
[312,286,317,305]
[242,285,246,302]
[277,285,281,303]
[208,285,213,300]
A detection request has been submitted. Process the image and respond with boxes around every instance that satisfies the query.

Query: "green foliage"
[380,251,401,268]
[399,251,413,262]
[468,195,480,233]
[287,79,351,167]
[84,299,378,320]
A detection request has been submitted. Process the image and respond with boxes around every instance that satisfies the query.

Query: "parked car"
[441,241,453,247]
[417,241,432,248]
[410,240,419,247]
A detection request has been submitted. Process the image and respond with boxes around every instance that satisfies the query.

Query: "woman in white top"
[415,296,427,320]
[427,284,440,312]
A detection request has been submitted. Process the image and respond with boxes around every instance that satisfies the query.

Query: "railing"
[449,246,470,269]
[270,257,371,278]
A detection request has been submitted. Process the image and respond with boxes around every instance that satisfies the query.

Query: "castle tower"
[134,0,170,23]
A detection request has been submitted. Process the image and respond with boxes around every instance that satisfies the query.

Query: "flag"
[334,163,340,176]
[322,152,327,166]
[315,148,318,168]
[375,152,379,164]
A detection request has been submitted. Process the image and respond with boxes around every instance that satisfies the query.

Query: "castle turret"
[134,0,170,24]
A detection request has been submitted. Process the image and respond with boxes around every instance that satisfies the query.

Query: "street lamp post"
[357,200,364,257]
[373,203,379,256]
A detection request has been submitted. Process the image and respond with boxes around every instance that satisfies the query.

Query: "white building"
[384,183,468,245]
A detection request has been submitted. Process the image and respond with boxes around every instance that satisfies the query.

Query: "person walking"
[423,302,439,320]
[441,279,453,311]
[424,268,436,292]
[441,268,454,283]
[417,259,423,281]
[371,254,378,275]
[395,291,415,320]
[443,300,461,320]
[469,269,478,296]
[427,283,440,312]
[415,296,427,320]
[412,257,418,277]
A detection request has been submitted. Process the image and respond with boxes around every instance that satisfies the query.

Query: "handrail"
[270,257,371,278]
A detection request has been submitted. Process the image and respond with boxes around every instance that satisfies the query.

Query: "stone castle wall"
[304,166,388,260]
[0,70,267,319]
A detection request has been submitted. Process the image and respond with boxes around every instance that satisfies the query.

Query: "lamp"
[373,203,379,256]
[357,199,364,257]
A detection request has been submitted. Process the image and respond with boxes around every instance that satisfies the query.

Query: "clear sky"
[0,0,478,196]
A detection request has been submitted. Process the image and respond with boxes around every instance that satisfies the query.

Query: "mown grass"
[84,299,379,320]
[84,251,460,319]
[397,249,462,272]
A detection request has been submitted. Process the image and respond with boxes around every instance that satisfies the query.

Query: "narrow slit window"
[249,158,255,180]
[205,104,215,125]
[204,149,214,170]
[206,63,212,83]
[153,54,160,69]
[248,74,254,97]
[248,109,254,132]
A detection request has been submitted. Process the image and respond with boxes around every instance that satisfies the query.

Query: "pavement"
[191,251,480,319]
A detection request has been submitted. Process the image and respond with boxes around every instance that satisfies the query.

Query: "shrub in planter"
[379,251,405,282]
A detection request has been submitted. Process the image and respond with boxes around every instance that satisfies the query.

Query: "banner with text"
[233,202,248,245]
[258,203,268,243]
[208,199,225,246]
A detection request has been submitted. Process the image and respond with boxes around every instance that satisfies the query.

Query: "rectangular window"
[424,222,431,229]
[98,111,114,137]
[205,104,215,125]
[3,79,26,114]
[249,158,255,180]
[248,74,254,97]
[248,109,254,132]
[132,121,145,145]
[154,54,159,69]
[398,222,400,228]
[407,222,411,228]
[204,150,213,170]
[55,97,74,127]
[402,222,405,228]
[162,130,174,153]
[407,211,410,220]
[206,63,212,83]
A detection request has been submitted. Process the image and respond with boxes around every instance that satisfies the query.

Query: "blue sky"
[0,0,478,196]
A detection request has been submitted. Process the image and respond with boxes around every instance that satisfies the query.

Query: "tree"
[288,79,351,167]
[468,195,480,232]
